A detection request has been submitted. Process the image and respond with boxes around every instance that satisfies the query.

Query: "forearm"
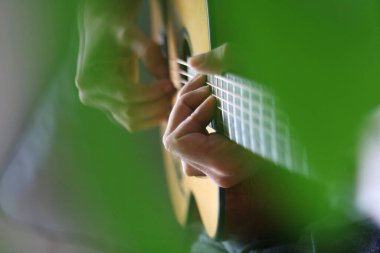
[245,164,333,238]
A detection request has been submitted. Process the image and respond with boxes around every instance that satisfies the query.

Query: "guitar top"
[151,0,380,240]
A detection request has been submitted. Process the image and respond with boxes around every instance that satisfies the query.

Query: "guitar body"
[150,0,277,240]
[150,0,223,239]
[150,0,331,241]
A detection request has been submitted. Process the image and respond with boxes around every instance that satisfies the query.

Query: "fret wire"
[210,80,266,112]
[177,70,272,112]
[215,103,290,145]
[216,74,270,103]
[220,75,230,138]
[231,75,240,144]
[180,78,288,133]
[216,76,228,136]
[258,85,266,157]
[212,76,219,131]
[205,100,303,174]
[175,59,271,100]
[177,71,282,132]
[227,76,236,141]
[174,62,285,129]
[174,61,308,174]
[178,71,276,115]
[216,104,296,167]
[271,99,278,163]
[248,85,255,151]
[240,78,248,149]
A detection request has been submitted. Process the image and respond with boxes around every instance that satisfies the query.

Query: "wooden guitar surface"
[150,0,330,241]
[151,0,222,238]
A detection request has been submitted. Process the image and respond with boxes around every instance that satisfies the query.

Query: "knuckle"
[126,122,139,133]
[124,105,135,118]
[78,91,91,105]
[75,74,84,89]
[177,88,187,97]
[162,134,168,147]
[75,72,91,90]
[163,134,175,152]
[112,113,138,132]
[177,92,192,106]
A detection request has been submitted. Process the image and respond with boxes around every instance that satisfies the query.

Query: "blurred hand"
[163,44,266,188]
[75,2,175,132]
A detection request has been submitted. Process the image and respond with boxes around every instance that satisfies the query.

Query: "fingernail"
[198,85,210,94]
[189,54,205,68]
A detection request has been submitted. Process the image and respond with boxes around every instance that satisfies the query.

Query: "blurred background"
[0,0,194,252]
[1,0,380,252]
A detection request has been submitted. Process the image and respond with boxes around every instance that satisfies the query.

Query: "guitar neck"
[178,60,309,176]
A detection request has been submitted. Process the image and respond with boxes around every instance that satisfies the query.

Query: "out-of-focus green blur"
[0,0,191,252]
[1,0,380,252]
[210,0,380,201]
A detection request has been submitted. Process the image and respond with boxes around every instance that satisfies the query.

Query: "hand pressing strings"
[163,44,265,188]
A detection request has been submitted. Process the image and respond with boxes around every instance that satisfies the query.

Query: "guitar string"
[177,69,272,113]
[169,62,308,173]
[177,77,299,167]
[178,78,288,134]
[173,68,291,147]
[169,65,288,132]
[174,59,291,126]
[172,60,274,105]
[170,66,288,124]
[175,70,288,129]
[175,59,273,100]
[172,67,271,110]
[180,65,289,148]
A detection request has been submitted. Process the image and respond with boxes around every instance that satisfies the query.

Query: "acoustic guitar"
[150,0,326,240]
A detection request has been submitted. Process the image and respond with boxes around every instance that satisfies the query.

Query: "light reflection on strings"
[168,59,310,176]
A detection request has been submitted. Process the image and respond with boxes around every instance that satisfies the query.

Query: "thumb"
[123,26,169,79]
[189,43,231,75]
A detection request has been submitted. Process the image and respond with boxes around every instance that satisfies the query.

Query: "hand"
[163,44,266,188]
[75,2,175,132]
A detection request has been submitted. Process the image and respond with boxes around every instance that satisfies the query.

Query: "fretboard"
[177,59,309,176]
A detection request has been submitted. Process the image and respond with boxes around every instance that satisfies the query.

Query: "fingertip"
[205,93,217,106]
[189,54,205,68]
[200,94,217,115]
[191,74,207,85]
[188,93,216,125]
[195,85,211,96]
